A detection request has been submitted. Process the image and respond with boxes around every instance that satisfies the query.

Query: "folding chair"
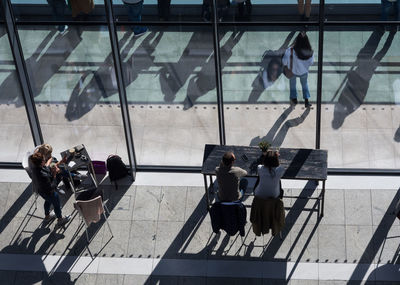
[73,195,113,243]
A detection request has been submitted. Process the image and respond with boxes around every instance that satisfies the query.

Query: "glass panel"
[11,0,106,23]
[223,27,317,150]
[325,1,384,21]
[117,26,219,166]
[17,24,128,162]
[0,25,34,162]
[321,27,400,168]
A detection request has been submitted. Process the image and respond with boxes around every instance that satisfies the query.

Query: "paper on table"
[68,161,76,167]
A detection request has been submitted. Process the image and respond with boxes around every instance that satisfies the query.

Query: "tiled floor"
[0,177,399,284]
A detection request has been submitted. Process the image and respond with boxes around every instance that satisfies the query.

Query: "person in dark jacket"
[215,151,248,202]
[30,152,70,226]
[210,201,246,236]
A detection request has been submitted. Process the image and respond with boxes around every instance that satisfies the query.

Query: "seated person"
[29,152,70,226]
[34,144,86,191]
[215,151,248,202]
[254,150,284,199]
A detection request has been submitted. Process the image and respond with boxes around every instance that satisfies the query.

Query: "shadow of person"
[182,31,244,110]
[65,31,163,121]
[158,30,219,104]
[248,31,296,103]
[332,28,396,129]
[251,106,310,148]
[394,125,400,142]
[0,27,82,106]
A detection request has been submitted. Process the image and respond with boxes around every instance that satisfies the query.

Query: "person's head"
[30,152,44,167]
[267,58,281,82]
[292,32,313,60]
[222,151,236,167]
[263,150,280,173]
[36,144,53,161]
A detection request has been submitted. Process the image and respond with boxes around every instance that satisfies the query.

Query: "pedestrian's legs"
[381,0,391,21]
[297,0,305,15]
[289,76,298,99]
[47,0,67,32]
[41,192,62,218]
[304,0,311,18]
[126,1,146,35]
[299,73,310,100]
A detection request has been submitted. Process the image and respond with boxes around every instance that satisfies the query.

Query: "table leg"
[321,180,326,218]
[204,174,210,211]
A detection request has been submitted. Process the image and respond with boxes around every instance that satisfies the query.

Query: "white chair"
[73,195,113,243]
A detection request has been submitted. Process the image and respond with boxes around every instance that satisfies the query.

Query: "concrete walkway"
[0,172,399,284]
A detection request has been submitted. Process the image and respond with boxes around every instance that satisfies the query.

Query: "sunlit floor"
[0,171,399,284]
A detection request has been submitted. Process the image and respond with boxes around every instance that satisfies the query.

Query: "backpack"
[106,155,129,182]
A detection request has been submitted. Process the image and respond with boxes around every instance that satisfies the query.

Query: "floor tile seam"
[343,188,348,262]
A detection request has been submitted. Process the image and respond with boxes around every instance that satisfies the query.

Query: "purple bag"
[92,160,107,175]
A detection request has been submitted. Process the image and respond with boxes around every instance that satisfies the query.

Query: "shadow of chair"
[73,194,113,244]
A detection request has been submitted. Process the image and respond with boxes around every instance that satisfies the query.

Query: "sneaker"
[290,98,298,106]
[57,188,66,195]
[305,99,312,108]
[56,215,71,227]
[44,212,56,223]
[134,27,148,37]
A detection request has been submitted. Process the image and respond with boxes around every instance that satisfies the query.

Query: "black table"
[60,144,98,197]
[201,144,328,217]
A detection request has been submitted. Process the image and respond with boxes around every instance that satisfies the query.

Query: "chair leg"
[103,203,111,215]
[103,212,113,238]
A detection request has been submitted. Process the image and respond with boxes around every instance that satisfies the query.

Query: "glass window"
[17,24,128,162]
[223,26,317,150]
[116,25,220,166]
[321,27,399,168]
[0,25,34,162]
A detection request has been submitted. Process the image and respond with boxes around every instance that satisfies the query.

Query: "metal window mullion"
[316,0,325,149]
[104,0,137,180]
[2,0,43,146]
[212,0,226,145]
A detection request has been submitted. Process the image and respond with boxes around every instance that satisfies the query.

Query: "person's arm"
[281,48,290,66]
[276,166,285,178]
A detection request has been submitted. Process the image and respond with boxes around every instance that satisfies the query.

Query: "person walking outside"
[282,31,314,108]
[123,0,147,36]
[298,0,311,21]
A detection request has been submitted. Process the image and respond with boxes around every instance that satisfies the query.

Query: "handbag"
[283,48,294,79]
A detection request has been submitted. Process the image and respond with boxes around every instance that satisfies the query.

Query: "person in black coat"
[30,152,70,226]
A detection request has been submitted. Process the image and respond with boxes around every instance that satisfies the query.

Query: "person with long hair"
[254,150,284,199]
[282,31,314,108]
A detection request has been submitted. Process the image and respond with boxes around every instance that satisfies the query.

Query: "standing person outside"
[157,0,171,21]
[282,31,314,108]
[47,0,67,33]
[215,152,248,202]
[123,0,148,36]
[381,0,400,21]
[297,0,311,21]
[254,150,285,200]
[29,152,71,226]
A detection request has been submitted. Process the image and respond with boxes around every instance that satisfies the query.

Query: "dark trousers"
[157,0,171,20]
[40,191,62,218]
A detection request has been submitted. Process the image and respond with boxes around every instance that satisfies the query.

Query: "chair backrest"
[22,151,33,178]
[74,196,104,227]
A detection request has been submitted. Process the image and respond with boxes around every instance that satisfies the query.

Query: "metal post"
[104,0,137,180]
[315,0,325,149]
[211,0,226,145]
[1,0,43,146]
